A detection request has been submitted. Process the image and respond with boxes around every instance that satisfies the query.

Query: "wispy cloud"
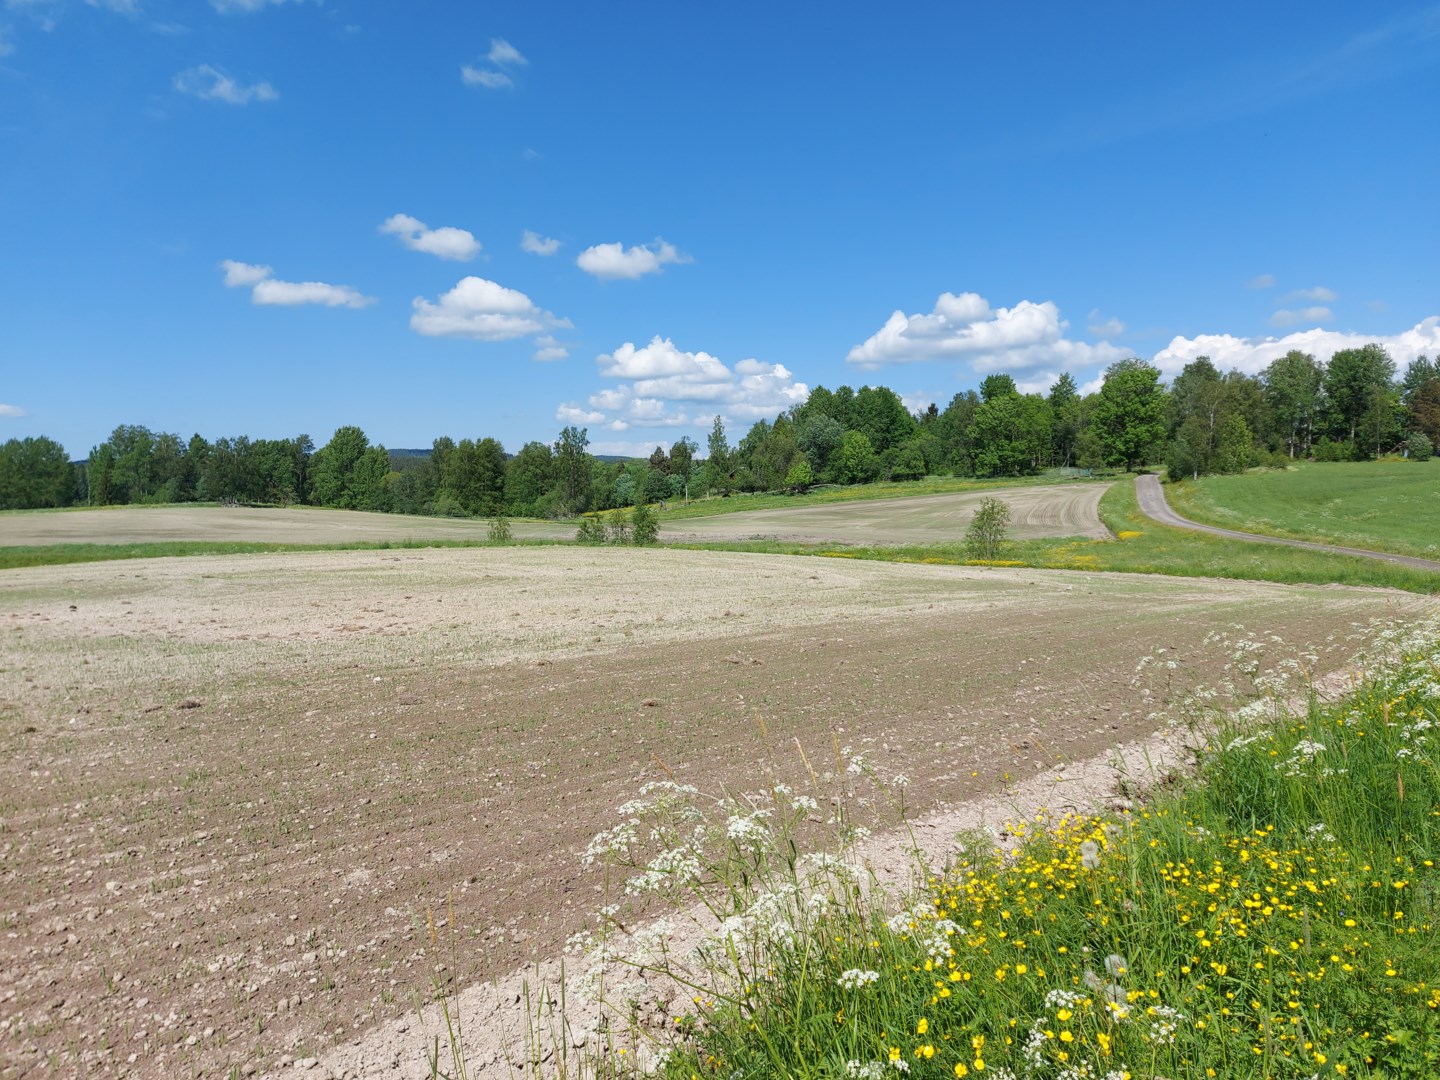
[486,38,525,66]
[521,230,560,256]
[174,64,277,105]
[461,66,511,89]
[462,36,526,89]
[576,239,690,281]
[1020,7,1440,157]
[210,0,309,13]
[219,259,374,308]
[0,404,28,418]
[1087,309,1126,338]
[1246,273,1276,289]
[1282,285,1337,303]
[1269,306,1334,328]
[379,213,480,261]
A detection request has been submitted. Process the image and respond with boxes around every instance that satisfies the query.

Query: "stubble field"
[0,545,1432,1077]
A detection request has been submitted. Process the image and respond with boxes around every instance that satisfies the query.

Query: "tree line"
[2,345,1434,514]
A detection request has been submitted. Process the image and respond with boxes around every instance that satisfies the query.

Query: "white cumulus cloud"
[556,404,605,424]
[219,260,374,308]
[1269,306,1334,328]
[174,64,277,105]
[410,276,570,342]
[556,336,808,436]
[576,239,689,281]
[379,213,480,261]
[1151,317,1440,380]
[846,291,1129,374]
[0,404,28,418]
[521,230,560,256]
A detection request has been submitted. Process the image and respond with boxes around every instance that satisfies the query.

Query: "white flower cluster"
[1143,1003,1185,1045]
[583,822,637,867]
[725,809,773,845]
[1306,821,1337,843]
[845,1062,884,1080]
[1274,738,1336,778]
[624,845,704,896]
[835,968,880,990]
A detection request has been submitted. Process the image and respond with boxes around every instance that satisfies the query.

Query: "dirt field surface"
[0,482,1108,553]
[0,506,573,547]
[0,546,1431,1078]
[663,482,1112,544]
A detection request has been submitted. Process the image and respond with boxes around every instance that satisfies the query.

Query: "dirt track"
[0,546,1431,1077]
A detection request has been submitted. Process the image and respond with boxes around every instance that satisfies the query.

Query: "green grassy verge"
[1164,460,1440,560]
[652,471,1111,523]
[575,620,1440,1079]
[669,480,1440,594]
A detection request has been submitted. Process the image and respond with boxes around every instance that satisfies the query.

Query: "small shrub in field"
[576,516,607,544]
[964,496,1011,559]
[1407,432,1434,461]
[630,501,660,545]
[487,514,512,542]
[606,510,631,545]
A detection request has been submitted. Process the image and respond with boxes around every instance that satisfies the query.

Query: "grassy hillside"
[1164,459,1440,560]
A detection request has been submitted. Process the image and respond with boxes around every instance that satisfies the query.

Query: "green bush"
[1407,432,1434,461]
[963,496,1011,559]
[630,501,659,546]
[575,516,607,544]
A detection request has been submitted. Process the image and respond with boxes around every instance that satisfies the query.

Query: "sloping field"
[0,505,574,547]
[0,546,1430,1077]
[658,481,1112,544]
[0,481,1108,554]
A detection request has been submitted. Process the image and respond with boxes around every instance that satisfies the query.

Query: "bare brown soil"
[0,481,1106,552]
[0,506,572,547]
[0,546,1429,1078]
[664,483,1112,543]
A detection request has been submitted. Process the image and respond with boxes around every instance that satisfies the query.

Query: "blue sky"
[3,1,1438,458]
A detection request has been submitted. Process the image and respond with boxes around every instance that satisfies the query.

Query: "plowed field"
[0,546,1428,1077]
